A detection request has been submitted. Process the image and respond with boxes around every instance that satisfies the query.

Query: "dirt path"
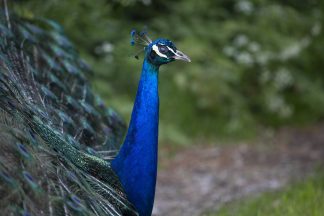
[153,125,324,216]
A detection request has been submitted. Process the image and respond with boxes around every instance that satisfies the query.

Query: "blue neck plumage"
[111,59,159,216]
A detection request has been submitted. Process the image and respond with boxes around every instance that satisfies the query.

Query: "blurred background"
[12,0,324,215]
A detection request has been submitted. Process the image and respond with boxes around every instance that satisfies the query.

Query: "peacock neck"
[111,59,159,216]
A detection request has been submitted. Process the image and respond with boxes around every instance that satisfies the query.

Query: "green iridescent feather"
[0,11,137,216]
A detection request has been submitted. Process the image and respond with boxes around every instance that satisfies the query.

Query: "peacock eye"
[158,46,168,54]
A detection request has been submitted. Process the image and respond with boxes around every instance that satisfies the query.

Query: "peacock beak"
[173,50,191,62]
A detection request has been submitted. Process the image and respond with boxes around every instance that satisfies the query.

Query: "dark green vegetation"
[205,173,324,216]
[12,0,324,144]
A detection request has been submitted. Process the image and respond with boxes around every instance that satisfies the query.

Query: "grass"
[204,173,324,216]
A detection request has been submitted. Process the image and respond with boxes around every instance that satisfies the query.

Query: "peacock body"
[0,7,189,216]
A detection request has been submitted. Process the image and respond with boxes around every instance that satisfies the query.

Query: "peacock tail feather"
[0,11,138,216]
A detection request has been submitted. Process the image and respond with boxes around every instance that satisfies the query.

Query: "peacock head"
[131,29,191,66]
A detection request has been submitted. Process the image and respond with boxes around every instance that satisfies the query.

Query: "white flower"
[236,0,254,15]
[235,52,253,65]
[274,68,293,89]
[233,34,249,47]
[248,42,260,53]
[311,22,321,36]
[223,46,236,56]
[95,42,114,54]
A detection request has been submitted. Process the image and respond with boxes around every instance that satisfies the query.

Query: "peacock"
[0,5,190,216]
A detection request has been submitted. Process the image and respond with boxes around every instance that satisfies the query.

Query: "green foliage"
[205,173,324,216]
[12,0,324,144]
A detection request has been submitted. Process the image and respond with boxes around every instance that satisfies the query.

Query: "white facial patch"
[152,44,168,58]
[167,46,183,58]
[167,46,177,55]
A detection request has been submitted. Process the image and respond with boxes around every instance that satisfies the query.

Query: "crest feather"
[130,29,152,59]
[130,29,152,46]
